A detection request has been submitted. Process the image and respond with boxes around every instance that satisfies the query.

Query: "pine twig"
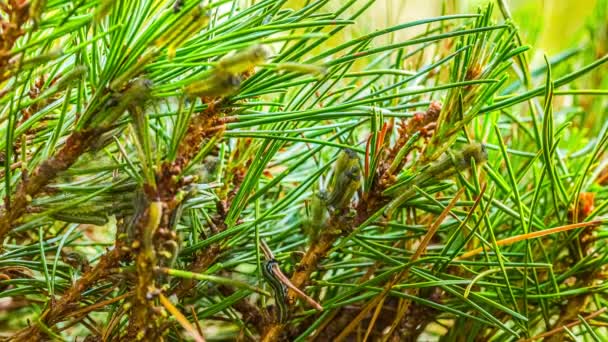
[0,128,101,240]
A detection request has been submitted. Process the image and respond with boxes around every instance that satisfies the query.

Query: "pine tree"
[0,0,607,340]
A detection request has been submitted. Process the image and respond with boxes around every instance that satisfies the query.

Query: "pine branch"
[2,1,608,340]
[0,128,101,240]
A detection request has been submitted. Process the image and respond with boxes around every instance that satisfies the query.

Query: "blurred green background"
[324,0,602,59]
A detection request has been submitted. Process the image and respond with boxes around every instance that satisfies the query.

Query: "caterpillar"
[91,78,153,128]
[185,71,242,98]
[261,259,288,324]
[328,165,361,209]
[51,212,109,226]
[52,65,88,91]
[306,189,328,241]
[18,49,62,70]
[333,148,359,184]
[425,142,488,180]
[384,143,488,217]
[157,4,210,58]
[216,44,270,73]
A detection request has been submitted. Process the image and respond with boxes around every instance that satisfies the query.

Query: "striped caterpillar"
[261,259,288,324]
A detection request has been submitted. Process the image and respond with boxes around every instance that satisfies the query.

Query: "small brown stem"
[218,285,268,334]
[63,292,132,321]
[190,305,205,337]
[271,262,322,311]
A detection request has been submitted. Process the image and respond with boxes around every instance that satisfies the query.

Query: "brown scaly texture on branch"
[261,102,443,341]
[172,136,267,334]
[0,0,29,83]
[125,99,262,339]
[388,101,442,165]
[127,199,164,340]
[10,248,122,341]
[0,128,101,240]
[125,103,227,340]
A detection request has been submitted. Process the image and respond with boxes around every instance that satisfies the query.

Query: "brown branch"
[307,265,379,340]
[3,66,249,341]
[390,185,487,339]
[9,178,162,341]
[262,200,384,339]
[392,288,443,340]
[288,226,345,299]
[63,291,133,321]
[0,76,157,244]
[7,93,252,341]
[124,101,265,339]
[114,100,226,338]
[0,128,101,241]
[166,106,230,296]
[10,248,122,341]
[127,200,164,340]
[543,218,601,341]
[173,184,268,336]
[0,0,30,84]
[385,101,441,173]
[331,189,464,342]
